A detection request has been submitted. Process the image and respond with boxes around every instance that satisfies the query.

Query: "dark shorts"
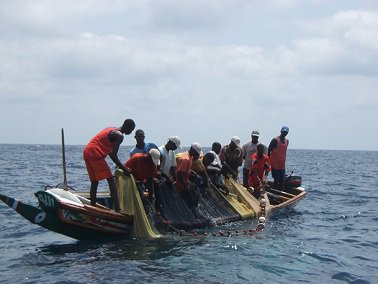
[272,169,285,183]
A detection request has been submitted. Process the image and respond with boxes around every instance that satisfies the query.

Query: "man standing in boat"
[268,126,289,190]
[248,144,271,199]
[158,136,181,183]
[219,136,243,180]
[175,142,204,218]
[129,129,158,157]
[125,148,161,211]
[83,119,136,212]
[241,130,267,188]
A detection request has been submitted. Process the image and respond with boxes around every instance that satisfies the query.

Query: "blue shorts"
[272,169,285,183]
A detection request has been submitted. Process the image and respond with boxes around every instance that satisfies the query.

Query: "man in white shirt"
[241,130,267,187]
[158,136,181,182]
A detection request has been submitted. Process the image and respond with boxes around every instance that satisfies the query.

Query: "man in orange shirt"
[175,143,202,212]
[268,126,289,190]
[248,144,271,198]
[83,119,135,212]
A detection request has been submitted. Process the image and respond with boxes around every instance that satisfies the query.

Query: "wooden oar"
[61,128,68,191]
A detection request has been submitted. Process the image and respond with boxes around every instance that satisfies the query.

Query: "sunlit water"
[0,144,377,283]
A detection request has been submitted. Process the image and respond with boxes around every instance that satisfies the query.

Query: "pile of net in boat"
[153,180,241,232]
[116,169,259,236]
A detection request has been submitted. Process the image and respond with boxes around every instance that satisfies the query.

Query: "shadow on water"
[35,236,207,262]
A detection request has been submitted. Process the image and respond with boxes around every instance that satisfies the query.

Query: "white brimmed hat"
[149,148,160,166]
[168,136,181,148]
[190,142,202,155]
[231,136,240,146]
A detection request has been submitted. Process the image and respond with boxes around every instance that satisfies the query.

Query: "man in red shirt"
[83,119,135,212]
[125,148,160,184]
[125,148,161,210]
[248,144,271,199]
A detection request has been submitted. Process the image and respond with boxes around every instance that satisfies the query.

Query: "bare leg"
[90,181,99,206]
[107,177,120,212]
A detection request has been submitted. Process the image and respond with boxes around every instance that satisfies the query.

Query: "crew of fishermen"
[83,119,289,213]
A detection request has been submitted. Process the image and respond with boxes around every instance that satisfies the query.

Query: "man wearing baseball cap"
[125,148,161,201]
[158,136,181,182]
[268,126,290,190]
[241,130,267,188]
[219,136,243,180]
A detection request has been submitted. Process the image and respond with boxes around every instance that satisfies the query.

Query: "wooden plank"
[267,187,296,198]
[266,192,290,201]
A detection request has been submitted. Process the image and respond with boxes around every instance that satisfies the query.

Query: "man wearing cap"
[125,148,161,209]
[211,142,222,168]
[268,126,289,190]
[175,143,203,213]
[158,136,181,182]
[83,118,135,212]
[219,136,243,179]
[125,148,161,183]
[241,130,267,188]
[129,129,159,157]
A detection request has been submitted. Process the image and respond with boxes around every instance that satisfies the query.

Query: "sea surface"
[0,144,377,284]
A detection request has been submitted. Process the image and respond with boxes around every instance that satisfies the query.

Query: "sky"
[0,0,377,151]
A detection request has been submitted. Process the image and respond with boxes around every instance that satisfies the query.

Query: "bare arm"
[108,131,130,175]
[268,139,277,157]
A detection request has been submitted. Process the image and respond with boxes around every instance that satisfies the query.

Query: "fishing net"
[154,181,208,232]
[115,169,161,239]
[197,184,240,224]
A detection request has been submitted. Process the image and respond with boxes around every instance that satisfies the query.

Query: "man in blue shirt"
[129,129,158,157]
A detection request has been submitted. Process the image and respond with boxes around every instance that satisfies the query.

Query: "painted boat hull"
[0,189,133,240]
[1,178,306,240]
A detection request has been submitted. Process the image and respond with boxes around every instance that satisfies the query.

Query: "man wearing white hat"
[219,136,243,179]
[268,126,289,190]
[241,130,267,187]
[159,136,181,182]
[125,148,160,181]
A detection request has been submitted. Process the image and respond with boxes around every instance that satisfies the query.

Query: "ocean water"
[0,144,377,284]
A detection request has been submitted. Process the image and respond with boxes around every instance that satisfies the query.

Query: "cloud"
[0,1,378,150]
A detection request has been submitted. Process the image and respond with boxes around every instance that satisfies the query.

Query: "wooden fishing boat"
[0,176,306,240]
[0,187,133,240]
[0,130,306,240]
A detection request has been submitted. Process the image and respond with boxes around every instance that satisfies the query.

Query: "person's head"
[134,129,145,146]
[280,126,289,138]
[166,136,181,151]
[148,148,160,166]
[257,143,265,157]
[121,119,135,135]
[230,136,240,150]
[189,142,202,160]
[251,130,260,144]
[202,152,215,167]
[211,142,222,154]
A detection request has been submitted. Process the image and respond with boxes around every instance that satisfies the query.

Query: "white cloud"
[0,1,378,150]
